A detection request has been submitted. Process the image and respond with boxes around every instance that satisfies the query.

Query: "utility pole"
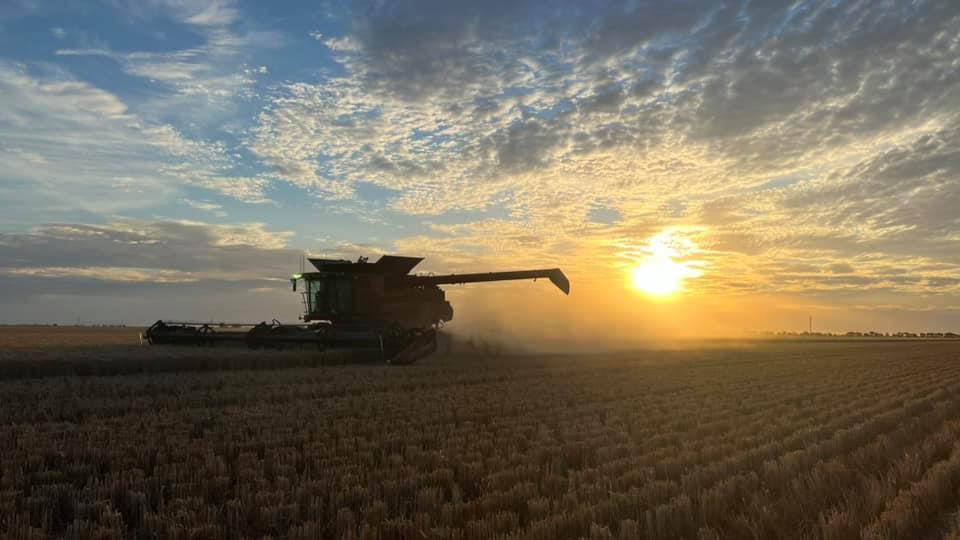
[809,315,813,334]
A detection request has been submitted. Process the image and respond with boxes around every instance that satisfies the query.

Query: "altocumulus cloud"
[251,0,960,297]
[0,62,270,216]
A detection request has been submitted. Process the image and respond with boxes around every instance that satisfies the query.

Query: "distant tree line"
[754,330,960,338]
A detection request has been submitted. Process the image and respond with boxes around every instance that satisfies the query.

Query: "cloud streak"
[0,62,271,217]
[0,219,302,323]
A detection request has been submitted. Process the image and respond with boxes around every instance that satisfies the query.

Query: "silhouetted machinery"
[144,255,569,364]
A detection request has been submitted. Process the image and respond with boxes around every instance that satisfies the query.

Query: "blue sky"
[1,0,419,245]
[2,0,960,336]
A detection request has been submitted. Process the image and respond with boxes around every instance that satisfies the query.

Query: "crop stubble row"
[1,341,960,538]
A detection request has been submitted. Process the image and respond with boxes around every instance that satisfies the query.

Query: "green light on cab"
[292,273,302,279]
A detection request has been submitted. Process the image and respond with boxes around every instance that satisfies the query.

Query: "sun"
[631,259,686,297]
[628,230,704,298]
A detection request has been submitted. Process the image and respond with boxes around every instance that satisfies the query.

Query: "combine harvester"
[144,255,569,364]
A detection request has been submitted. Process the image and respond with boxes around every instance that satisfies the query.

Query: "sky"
[1,0,959,340]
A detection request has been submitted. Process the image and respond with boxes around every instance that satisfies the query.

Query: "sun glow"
[629,231,704,298]
[631,259,686,297]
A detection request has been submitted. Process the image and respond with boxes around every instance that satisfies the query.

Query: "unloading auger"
[144,255,569,364]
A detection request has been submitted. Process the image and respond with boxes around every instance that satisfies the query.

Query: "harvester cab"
[147,255,569,365]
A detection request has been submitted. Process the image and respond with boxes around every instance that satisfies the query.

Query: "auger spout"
[404,268,570,294]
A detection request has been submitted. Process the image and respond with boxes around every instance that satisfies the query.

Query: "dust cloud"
[438,282,756,354]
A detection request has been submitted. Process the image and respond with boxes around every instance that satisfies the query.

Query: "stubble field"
[2,327,960,539]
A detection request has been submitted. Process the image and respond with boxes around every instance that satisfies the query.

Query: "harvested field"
[0,327,343,379]
[2,328,960,539]
[0,326,142,349]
